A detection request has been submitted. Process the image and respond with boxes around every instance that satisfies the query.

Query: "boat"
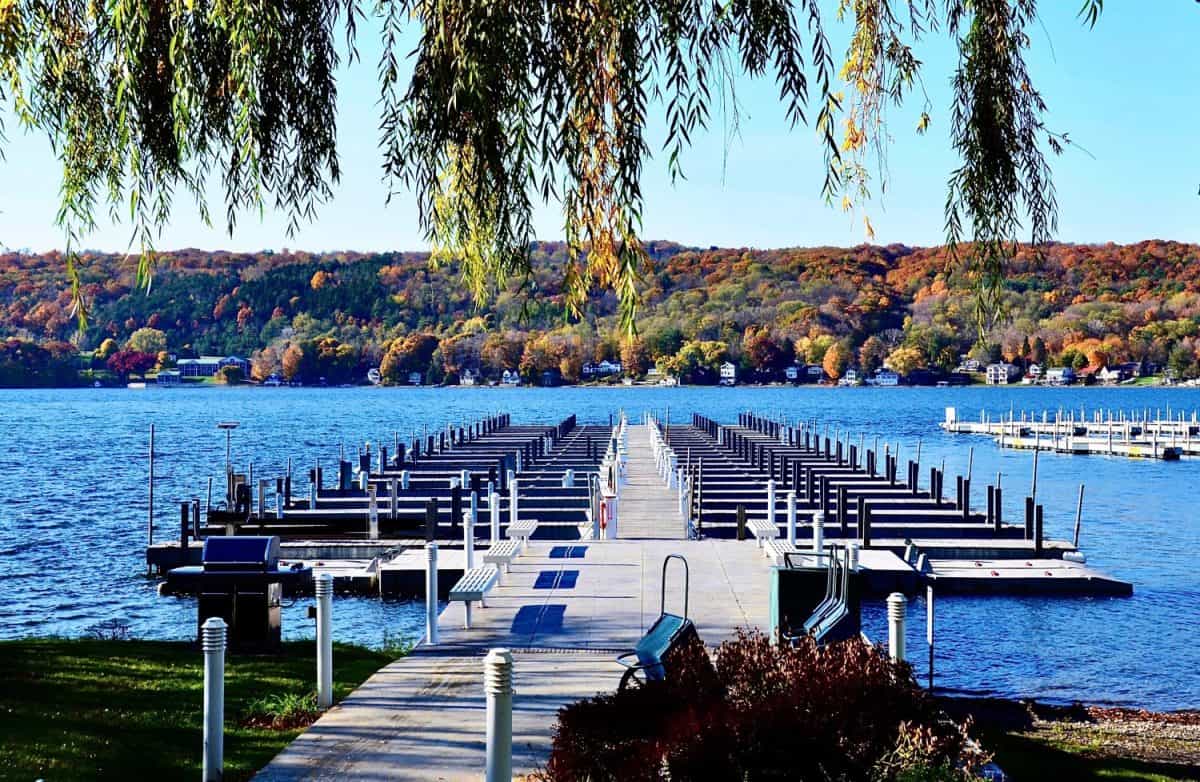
[127,382,147,389]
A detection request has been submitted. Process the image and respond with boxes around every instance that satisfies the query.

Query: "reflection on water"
[2,384,1198,709]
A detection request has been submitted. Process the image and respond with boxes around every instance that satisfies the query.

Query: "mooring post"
[368,484,379,540]
[927,584,935,691]
[179,502,190,564]
[148,423,155,548]
[390,477,399,520]
[315,573,333,709]
[425,498,438,541]
[786,492,797,546]
[1034,504,1044,555]
[509,477,519,526]
[484,648,514,782]
[836,485,848,531]
[1073,484,1085,548]
[811,510,825,553]
[1024,496,1035,540]
[425,543,439,645]
[736,504,747,541]
[766,479,777,529]
[887,592,906,663]
[201,617,226,782]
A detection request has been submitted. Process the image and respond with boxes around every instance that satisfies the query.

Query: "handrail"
[661,554,689,619]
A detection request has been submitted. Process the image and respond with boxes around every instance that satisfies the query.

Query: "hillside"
[1,240,1199,386]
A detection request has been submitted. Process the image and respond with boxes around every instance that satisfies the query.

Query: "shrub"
[539,629,984,781]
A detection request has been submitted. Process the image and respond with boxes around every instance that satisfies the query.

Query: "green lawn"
[981,726,1199,781]
[0,639,394,781]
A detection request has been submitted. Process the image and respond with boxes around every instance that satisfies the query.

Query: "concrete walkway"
[616,423,688,539]
[256,539,773,780]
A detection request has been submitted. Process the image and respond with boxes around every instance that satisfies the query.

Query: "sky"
[0,3,1196,254]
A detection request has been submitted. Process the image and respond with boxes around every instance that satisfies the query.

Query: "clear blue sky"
[0,3,1196,254]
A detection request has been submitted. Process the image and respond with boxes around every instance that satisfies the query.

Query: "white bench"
[448,565,499,628]
[506,518,539,544]
[762,538,800,565]
[483,539,522,581]
[746,518,778,547]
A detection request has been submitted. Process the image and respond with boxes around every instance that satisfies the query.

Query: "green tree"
[126,327,168,355]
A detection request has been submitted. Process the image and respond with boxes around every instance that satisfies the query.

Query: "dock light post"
[426,543,439,645]
[315,574,334,709]
[217,421,240,504]
[766,479,777,529]
[887,592,907,663]
[812,511,825,554]
[490,491,501,543]
[484,648,514,782]
[201,617,226,782]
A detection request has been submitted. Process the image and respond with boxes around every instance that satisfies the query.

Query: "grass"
[981,727,1198,781]
[0,638,396,781]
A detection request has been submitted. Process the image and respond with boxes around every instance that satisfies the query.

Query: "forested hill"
[3,239,1200,385]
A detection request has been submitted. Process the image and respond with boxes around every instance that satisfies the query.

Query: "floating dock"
[941,406,1198,459]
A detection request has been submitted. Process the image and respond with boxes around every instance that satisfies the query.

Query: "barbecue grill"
[165,535,311,649]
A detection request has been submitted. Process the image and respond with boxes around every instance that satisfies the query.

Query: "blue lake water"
[1,385,1198,710]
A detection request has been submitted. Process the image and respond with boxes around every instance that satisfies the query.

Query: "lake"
[2,384,1197,710]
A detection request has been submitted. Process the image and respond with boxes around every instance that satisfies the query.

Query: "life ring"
[599,501,609,531]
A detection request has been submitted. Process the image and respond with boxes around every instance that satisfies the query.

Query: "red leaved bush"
[539,629,977,781]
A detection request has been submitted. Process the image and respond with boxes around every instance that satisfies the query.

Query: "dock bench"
[483,539,522,582]
[448,565,499,628]
[746,518,778,547]
[762,538,801,565]
[506,518,539,544]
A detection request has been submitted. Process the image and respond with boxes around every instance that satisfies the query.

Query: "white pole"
[201,617,226,782]
[509,477,519,525]
[484,648,514,782]
[315,573,333,709]
[490,491,501,543]
[368,484,379,540]
[465,504,476,570]
[766,479,776,529]
[887,592,907,662]
[786,491,797,547]
[811,510,825,554]
[426,543,439,645]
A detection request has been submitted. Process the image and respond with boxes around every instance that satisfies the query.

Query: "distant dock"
[941,405,1197,459]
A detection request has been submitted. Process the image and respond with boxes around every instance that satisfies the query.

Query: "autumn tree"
[126,327,167,355]
[858,336,888,375]
[885,346,925,377]
[620,337,650,379]
[822,342,850,381]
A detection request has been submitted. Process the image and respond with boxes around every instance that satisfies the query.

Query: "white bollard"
[563,469,574,488]
[887,592,907,662]
[426,543,439,645]
[787,491,797,547]
[490,491,501,543]
[401,469,410,490]
[484,648,514,782]
[509,477,519,525]
[201,617,226,782]
[812,510,825,554]
[315,573,334,709]
[766,479,777,528]
[390,476,399,520]
[367,484,379,540]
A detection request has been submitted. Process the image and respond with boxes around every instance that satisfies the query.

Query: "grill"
[165,535,311,650]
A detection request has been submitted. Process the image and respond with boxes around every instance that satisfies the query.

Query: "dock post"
[736,504,747,541]
[811,510,824,554]
[787,492,797,546]
[1024,497,1034,540]
[402,470,410,491]
[275,478,284,519]
[390,477,399,520]
[484,648,514,782]
[426,543,439,645]
[179,502,190,564]
[315,573,334,709]
[986,485,995,526]
[201,617,226,782]
[257,478,267,520]
[491,491,501,542]
[368,485,379,540]
[425,499,439,541]
[861,504,872,548]
[510,478,519,526]
[886,593,906,662]
[1073,485,1085,547]
[820,476,830,519]
[994,487,1003,531]
[961,479,970,522]
[148,423,155,548]
[766,480,777,529]
[836,485,848,531]
[1034,504,1044,555]
[451,480,463,533]
[853,496,863,535]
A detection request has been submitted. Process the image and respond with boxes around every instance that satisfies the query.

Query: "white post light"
[490,491,501,542]
[812,510,824,554]
[201,617,226,782]
[315,573,334,709]
[426,543,439,645]
[787,491,797,547]
[484,648,514,782]
[766,479,776,528]
[887,592,907,662]
[509,477,519,525]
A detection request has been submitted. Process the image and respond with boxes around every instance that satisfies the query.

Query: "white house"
[460,368,477,386]
[583,359,623,378]
[873,368,900,386]
[986,363,1021,385]
[719,361,737,386]
[156,369,181,386]
[1045,366,1076,385]
[785,365,800,382]
[838,369,860,386]
[500,369,520,386]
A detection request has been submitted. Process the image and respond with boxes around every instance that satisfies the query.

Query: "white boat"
[127,382,147,389]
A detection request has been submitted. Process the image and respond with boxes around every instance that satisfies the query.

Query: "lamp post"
[217,421,240,505]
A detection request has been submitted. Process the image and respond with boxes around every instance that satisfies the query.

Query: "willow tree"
[0,0,1102,331]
